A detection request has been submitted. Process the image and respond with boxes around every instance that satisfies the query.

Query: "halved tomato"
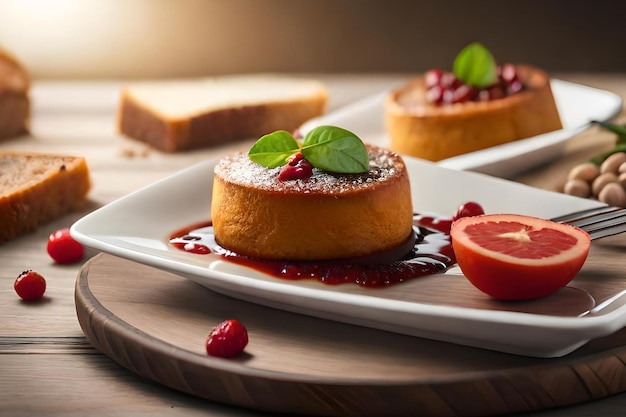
[450,213,591,300]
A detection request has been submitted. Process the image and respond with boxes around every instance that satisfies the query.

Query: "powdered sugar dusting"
[215,145,405,194]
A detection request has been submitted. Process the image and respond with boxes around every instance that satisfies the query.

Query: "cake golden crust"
[211,145,413,261]
[385,65,563,162]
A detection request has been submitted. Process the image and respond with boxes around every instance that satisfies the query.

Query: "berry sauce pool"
[169,214,456,288]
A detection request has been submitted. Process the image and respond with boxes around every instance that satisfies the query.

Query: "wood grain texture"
[1,74,626,417]
[76,252,626,417]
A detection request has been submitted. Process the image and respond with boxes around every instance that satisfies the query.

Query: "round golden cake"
[211,144,413,261]
[385,65,563,162]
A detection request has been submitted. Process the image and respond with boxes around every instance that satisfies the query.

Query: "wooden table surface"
[1,73,626,417]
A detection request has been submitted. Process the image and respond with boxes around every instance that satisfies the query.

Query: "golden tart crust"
[211,145,413,261]
[385,65,563,162]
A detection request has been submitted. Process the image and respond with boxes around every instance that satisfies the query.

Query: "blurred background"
[1,0,625,80]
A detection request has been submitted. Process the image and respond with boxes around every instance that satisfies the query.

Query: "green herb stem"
[588,120,626,166]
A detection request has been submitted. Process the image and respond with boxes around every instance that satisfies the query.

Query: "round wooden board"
[75,253,626,417]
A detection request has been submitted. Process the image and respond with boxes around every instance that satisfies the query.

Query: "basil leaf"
[593,120,626,145]
[589,144,626,166]
[453,42,497,89]
[301,126,369,173]
[248,130,300,168]
[589,121,626,165]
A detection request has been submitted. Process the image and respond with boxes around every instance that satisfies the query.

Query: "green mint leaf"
[453,42,497,88]
[589,120,626,165]
[301,125,369,173]
[589,144,626,166]
[248,130,300,168]
[592,120,626,145]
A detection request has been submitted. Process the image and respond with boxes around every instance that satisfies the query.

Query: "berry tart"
[211,126,414,261]
[385,43,562,162]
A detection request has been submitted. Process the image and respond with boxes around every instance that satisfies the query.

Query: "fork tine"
[550,205,623,223]
[586,218,626,240]
[552,206,626,241]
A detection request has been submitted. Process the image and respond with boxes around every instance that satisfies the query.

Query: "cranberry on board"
[47,228,84,264]
[205,319,249,358]
[14,270,46,301]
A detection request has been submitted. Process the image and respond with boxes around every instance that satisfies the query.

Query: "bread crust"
[0,153,91,243]
[211,145,413,261]
[385,65,562,162]
[117,77,328,152]
[0,47,30,140]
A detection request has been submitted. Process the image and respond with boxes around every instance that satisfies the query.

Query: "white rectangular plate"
[300,79,623,178]
[71,158,626,357]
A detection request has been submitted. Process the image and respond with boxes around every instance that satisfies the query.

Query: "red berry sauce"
[170,213,456,288]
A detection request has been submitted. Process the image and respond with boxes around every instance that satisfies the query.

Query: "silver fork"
[551,205,626,241]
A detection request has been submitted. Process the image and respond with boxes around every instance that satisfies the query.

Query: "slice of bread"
[117,75,328,152]
[0,46,30,140]
[0,153,91,243]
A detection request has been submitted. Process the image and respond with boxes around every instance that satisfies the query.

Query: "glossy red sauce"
[169,213,456,288]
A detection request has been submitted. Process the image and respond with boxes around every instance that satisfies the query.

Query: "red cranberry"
[14,270,46,301]
[287,152,305,166]
[500,64,524,94]
[425,69,443,89]
[450,84,477,104]
[426,85,444,104]
[506,80,523,94]
[477,90,490,101]
[484,85,506,101]
[47,228,84,264]
[500,64,518,83]
[279,154,313,181]
[425,62,524,106]
[452,201,485,221]
[206,319,249,358]
[441,88,453,104]
[440,72,461,89]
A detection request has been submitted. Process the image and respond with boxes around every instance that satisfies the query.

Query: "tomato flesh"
[451,214,591,300]
[463,221,579,259]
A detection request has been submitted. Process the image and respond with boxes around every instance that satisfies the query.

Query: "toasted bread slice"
[0,153,91,243]
[0,46,30,140]
[117,75,328,152]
